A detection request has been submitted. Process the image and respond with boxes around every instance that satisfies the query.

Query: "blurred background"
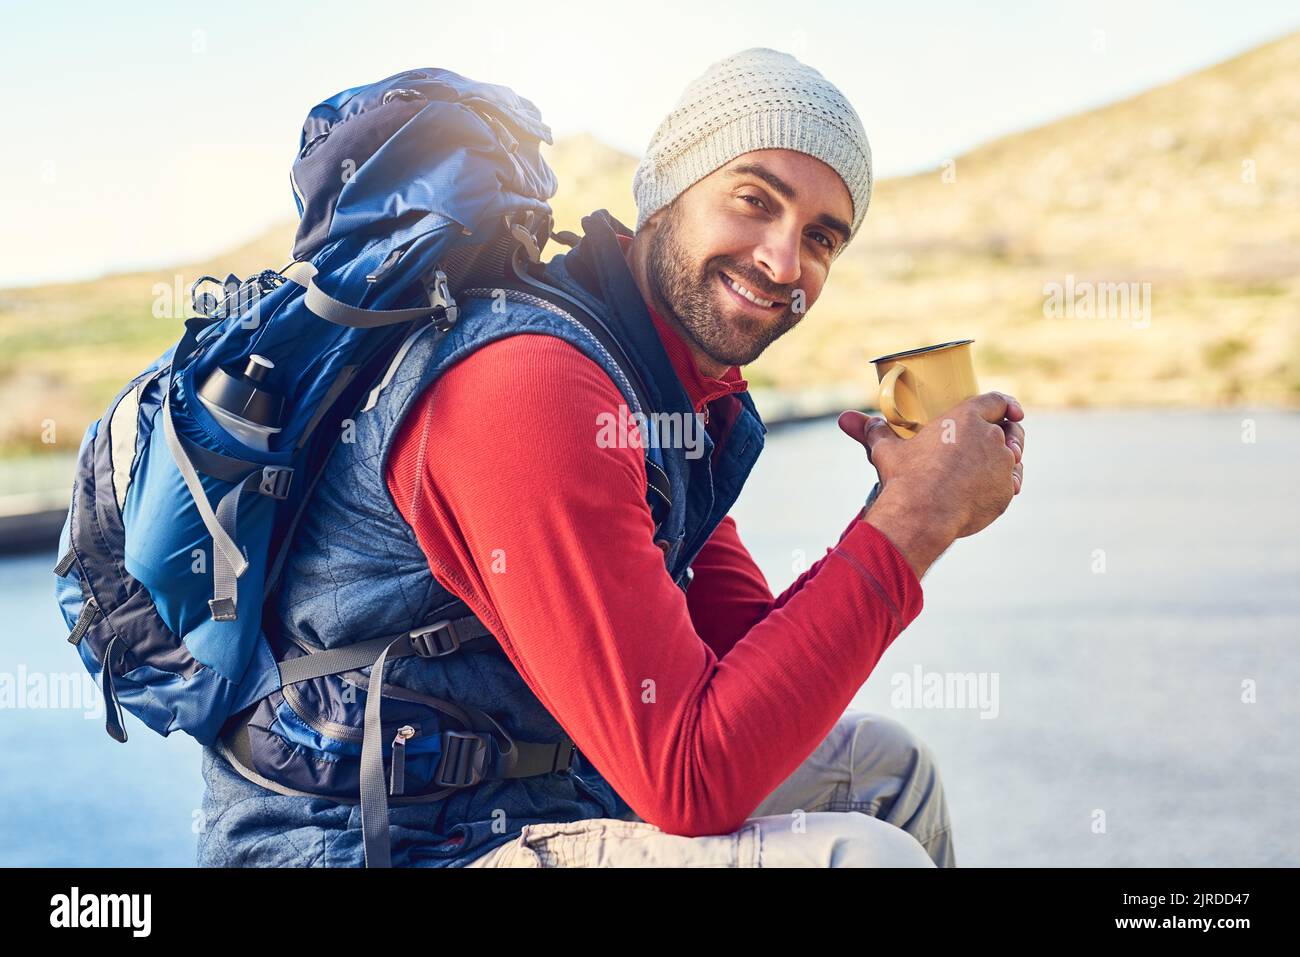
[1,0,1296,866]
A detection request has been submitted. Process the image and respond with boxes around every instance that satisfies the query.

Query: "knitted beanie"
[632,47,872,245]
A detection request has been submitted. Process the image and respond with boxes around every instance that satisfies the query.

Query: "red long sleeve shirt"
[385,234,924,836]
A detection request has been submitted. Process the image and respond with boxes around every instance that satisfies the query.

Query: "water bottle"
[196,354,285,452]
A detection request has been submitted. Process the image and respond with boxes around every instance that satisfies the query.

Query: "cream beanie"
[632,47,873,245]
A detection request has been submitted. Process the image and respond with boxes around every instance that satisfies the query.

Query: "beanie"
[632,47,873,246]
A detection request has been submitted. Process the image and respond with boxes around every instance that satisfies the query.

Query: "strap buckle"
[434,731,488,787]
[259,466,293,500]
[408,619,461,657]
[427,269,459,333]
[208,597,238,622]
[553,741,577,774]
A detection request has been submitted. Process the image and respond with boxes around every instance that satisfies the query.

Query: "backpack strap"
[274,616,495,685]
[265,613,577,868]
[353,629,576,866]
[282,261,448,328]
[160,385,254,622]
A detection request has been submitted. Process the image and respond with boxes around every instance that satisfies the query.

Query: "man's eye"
[810,231,834,251]
[739,194,767,210]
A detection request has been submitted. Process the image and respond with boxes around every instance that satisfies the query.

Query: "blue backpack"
[52,67,672,866]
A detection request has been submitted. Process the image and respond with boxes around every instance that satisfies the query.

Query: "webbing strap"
[275,616,495,686]
[161,386,249,582]
[209,474,259,621]
[100,636,128,743]
[359,635,405,867]
[174,430,260,483]
[67,598,98,646]
[390,733,408,796]
[278,633,411,686]
[283,261,436,329]
[53,548,76,577]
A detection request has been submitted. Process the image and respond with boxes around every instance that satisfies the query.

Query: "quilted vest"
[197,211,768,866]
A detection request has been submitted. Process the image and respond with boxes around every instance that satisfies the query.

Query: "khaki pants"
[466,710,955,867]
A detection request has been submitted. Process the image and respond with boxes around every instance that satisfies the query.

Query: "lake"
[2,409,1297,866]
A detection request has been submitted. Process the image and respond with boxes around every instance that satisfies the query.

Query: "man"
[198,47,1024,868]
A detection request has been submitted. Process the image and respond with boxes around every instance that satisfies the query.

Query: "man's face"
[642,148,854,369]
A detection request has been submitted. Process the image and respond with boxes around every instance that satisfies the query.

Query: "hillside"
[1,33,1297,454]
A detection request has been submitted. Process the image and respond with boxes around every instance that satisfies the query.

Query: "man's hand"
[837,392,1026,578]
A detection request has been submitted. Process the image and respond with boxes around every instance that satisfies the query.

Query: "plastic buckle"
[259,466,293,500]
[209,597,238,622]
[434,731,488,787]
[408,619,460,657]
[427,269,459,333]
[554,742,577,774]
[509,222,542,264]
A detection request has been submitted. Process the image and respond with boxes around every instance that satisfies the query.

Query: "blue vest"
[197,211,768,867]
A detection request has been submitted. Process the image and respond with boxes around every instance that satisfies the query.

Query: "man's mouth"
[718,271,784,311]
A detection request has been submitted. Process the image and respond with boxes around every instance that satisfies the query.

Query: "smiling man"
[200,47,1025,869]
[632,149,851,370]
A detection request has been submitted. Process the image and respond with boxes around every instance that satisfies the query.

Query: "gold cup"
[870,339,979,439]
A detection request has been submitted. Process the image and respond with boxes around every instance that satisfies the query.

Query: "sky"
[1,0,1297,288]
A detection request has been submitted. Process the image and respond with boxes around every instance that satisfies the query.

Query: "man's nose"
[752,225,802,288]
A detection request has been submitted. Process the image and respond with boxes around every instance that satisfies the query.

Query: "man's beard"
[644,203,803,368]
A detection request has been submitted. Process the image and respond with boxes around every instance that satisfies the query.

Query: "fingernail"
[1012,473,1022,493]
[1008,439,1022,460]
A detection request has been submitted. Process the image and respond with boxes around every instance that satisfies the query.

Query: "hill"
[1,33,1297,454]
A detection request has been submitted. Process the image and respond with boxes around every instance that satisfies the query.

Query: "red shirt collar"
[615,232,748,414]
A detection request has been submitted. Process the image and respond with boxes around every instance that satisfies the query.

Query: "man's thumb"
[837,410,872,443]
[838,411,896,454]
[863,415,898,456]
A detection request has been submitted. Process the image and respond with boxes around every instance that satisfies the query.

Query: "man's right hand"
[838,392,1026,579]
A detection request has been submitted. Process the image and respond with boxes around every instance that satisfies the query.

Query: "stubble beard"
[644,203,803,368]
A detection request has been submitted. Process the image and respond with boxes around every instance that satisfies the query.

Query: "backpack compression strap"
[282,261,453,328]
[222,615,577,868]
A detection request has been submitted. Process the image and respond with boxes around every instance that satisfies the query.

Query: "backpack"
[51,67,672,867]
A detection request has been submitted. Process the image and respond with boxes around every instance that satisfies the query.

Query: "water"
[2,409,1296,866]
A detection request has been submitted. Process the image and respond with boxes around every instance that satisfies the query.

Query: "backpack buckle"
[554,741,577,774]
[208,597,238,622]
[427,270,458,333]
[259,466,293,499]
[408,619,461,657]
[434,731,488,787]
